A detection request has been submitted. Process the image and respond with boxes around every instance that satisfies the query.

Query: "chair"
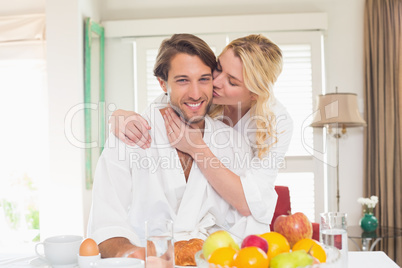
[272,186,320,241]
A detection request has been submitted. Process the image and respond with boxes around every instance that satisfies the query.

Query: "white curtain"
[0,14,46,60]
[0,14,45,43]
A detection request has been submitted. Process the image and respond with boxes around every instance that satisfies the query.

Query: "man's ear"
[158,77,167,93]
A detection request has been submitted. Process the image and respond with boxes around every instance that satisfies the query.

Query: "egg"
[79,238,100,256]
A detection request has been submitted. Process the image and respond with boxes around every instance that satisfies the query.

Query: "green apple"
[202,230,239,260]
[270,250,313,268]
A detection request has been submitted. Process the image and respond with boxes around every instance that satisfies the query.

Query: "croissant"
[174,238,204,266]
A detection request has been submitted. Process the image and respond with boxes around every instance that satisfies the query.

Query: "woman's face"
[212,48,254,109]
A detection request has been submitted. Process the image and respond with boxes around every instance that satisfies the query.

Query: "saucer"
[30,257,78,268]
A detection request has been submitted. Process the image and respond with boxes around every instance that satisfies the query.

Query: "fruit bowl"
[194,245,342,268]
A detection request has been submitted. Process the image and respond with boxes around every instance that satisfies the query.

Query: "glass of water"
[320,212,348,267]
[145,219,174,268]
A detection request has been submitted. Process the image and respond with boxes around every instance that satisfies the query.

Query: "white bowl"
[310,246,342,268]
[194,245,341,268]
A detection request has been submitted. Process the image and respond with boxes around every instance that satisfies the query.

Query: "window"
[265,32,324,222]
[0,14,47,252]
[0,56,47,252]
[132,30,324,222]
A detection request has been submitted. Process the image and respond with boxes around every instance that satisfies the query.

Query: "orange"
[292,238,327,263]
[207,246,237,267]
[233,246,269,268]
[259,232,291,260]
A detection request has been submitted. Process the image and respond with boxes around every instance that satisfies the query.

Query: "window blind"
[274,44,313,157]
[145,49,160,105]
[275,172,315,222]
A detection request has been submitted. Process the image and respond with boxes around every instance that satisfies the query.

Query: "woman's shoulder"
[233,99,292,133]
[271,98,291,118]
[235,98,293,149]
[272,98,293,130]
[205,116,253,157]
[206,116,250,142]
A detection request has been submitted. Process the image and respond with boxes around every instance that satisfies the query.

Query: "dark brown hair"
[153,34,216,81]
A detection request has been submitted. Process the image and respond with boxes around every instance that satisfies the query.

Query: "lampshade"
[310,93,366,127]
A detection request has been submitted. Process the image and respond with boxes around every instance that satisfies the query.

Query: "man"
[87,34,257,260]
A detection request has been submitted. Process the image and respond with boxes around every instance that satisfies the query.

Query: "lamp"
[310,91,366,211]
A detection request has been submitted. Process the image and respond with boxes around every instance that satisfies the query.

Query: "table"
[348,225,402,251]
[349,251,400,268]
[1,251,400,268]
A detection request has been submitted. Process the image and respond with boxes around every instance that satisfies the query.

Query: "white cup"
[35,235,83,267]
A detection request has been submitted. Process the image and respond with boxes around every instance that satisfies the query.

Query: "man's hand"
[99,237,145,260]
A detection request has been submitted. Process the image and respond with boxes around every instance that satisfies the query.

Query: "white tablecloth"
[348,251,400,268]
[0,251,399,267]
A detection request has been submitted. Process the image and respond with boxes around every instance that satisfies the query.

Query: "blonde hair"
[209,34,283,158]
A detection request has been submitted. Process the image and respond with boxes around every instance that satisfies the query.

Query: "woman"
[110,34,293,226]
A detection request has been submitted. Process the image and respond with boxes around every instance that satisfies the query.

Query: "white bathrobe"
[233,99,293,225]
[140,94,294,228]
[88,102,268,246]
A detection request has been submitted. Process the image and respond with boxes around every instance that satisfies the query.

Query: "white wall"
[321,2,366,227]
[43,0,100,238]
[99,0,366,226]
[317,1,365,226]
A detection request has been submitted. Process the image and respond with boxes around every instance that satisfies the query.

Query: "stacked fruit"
[201,212,327,268]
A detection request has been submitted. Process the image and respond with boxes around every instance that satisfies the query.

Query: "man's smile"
[184,101,204,110]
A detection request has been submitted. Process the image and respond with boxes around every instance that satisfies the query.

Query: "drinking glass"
[145,219,174,268]
[320,212,348,267]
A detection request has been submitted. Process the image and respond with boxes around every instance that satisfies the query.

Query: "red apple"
[241,234,269,253]
[273,212,313,247]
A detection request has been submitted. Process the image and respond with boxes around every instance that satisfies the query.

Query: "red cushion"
[270,186,291,228]
[312,222,320,241]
